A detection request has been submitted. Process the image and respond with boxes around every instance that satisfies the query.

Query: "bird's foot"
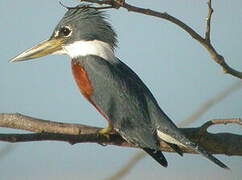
[98,125,113,139]
[99,125,113,135]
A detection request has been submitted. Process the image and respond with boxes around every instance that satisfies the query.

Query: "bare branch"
[0,113,99,135]
[0,113,241,156]
[79,0,242,79]
[199,118,242,135]
[205,0,214,42]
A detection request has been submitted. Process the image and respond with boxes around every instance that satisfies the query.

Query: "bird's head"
[10,5,117,62]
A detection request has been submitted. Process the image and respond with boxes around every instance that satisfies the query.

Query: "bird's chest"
[71,61,93,99]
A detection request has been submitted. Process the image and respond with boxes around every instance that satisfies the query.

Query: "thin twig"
[199,118,242,135]
[205,0,214,42]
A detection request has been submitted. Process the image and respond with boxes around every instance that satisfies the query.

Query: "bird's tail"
[191,144,230,169]
[169,133,229,169]
[143,148,168,167]
[156,112,229,169]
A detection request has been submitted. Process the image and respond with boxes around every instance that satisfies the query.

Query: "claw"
[98,124,113,140]
[99,125,113,135]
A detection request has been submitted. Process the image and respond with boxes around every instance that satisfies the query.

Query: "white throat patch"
[62,40,115,60]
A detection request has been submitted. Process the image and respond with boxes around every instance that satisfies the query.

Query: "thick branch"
[79,0,242,79]
[0,113,241,156]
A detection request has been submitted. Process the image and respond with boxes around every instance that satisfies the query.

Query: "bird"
[10,5,228,169]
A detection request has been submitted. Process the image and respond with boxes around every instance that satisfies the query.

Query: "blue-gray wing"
[79,55,160,149]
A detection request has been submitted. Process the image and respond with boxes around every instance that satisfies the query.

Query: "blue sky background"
[0,0,241,180]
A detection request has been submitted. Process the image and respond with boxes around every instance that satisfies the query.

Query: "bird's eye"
[60,26,72,37]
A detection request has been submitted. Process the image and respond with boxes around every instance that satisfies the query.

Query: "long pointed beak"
[10,38,65,62]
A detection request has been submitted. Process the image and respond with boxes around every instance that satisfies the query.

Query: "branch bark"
[78,0,242,79]
[0,113,241,156]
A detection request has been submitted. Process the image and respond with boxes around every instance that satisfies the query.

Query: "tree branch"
[205,0,213,42]
[0,113,241,156]
[79,0,242,79]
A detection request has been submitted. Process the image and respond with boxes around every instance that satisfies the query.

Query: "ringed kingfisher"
[10,5,228,169]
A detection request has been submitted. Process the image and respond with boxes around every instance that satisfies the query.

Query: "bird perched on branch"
[10,5,228,169]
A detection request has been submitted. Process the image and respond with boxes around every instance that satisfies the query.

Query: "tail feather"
[175,138,229,169]
[177,136,230,169]
[157,129,229,169]
[195,145,229,169]
[165,142,183,156]
[156,122,229,169]
[143,148,168,167]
